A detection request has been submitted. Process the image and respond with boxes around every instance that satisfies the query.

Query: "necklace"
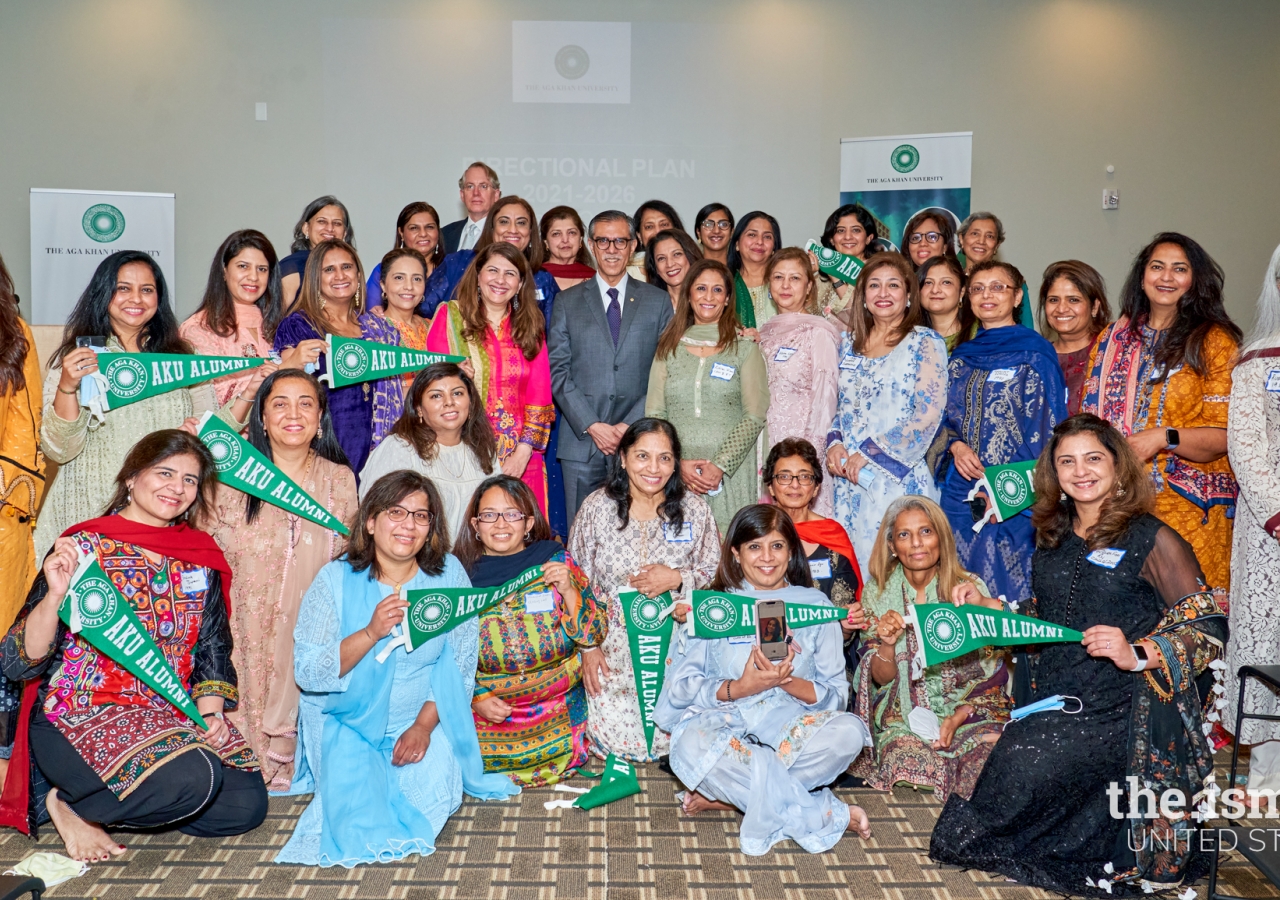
[435,442,468,480]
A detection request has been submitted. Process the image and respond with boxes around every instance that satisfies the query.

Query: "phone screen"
[758,614,785,645]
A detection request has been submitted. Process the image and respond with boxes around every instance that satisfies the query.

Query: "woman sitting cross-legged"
[453,475,604,786]
[278,471,518,867]
[654,504,873,856]
[0,430,266,861]
[848,496,1011,799]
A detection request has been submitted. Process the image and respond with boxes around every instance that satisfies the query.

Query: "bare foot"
[46,788,125,863]
[0,756,8,787]
[847,804,872,839]
[681,791,736,815]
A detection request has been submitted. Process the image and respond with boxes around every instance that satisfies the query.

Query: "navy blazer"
[440,218,467,255]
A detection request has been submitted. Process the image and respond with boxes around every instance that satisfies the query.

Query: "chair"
[1208,665,1280,900]
[0,874,44,899]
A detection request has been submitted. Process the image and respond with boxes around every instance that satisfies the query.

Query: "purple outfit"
[272,311,404,476]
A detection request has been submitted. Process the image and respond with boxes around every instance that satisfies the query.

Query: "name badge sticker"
[1267,369,1280,392]
[987,368,1017,383]
[1087,548,1127,569]
[728,634,755,645]
[709,363,736,381]
[773,347,798,363]
[664,522,693,543]
[180,568,209,594]
[524,590,556,614]
[808,558,832,580]
[839,354,857,371]
[535,289,545,301]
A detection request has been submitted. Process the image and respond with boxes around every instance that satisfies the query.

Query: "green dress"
[645,324,769,531]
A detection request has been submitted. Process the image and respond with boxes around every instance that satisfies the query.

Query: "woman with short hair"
[654,504,872,856]
[279,196,355,309]
[812,203,878,316]
[694,203,734,264]
[1039,259,1111,414]
[539,206,595,291]
[280,470,518,865]
[366,202,444,309]
[375,247,432,394]
[901,208,958,274]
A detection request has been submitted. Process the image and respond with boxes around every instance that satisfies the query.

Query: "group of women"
[0,190,1275,897]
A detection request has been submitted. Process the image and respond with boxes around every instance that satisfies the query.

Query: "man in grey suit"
[548,210,675,527]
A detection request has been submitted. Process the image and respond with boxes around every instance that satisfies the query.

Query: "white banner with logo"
[838,132,972,251]
[29,188,176,326]
[511,21,630,104]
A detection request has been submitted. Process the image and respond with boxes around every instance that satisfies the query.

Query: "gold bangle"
[57,385,78,395]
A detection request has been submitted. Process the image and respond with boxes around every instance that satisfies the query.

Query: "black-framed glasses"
[476,510,529,524]
[770,473,817,486]
[908,231,944,245]
[384,505,433,526]
[592,237,632,251]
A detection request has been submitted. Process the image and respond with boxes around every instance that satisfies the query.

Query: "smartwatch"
[1165,428,1180,450]
[1131,643,1149,672]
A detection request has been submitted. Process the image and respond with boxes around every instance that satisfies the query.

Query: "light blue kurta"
[828,326,948,581]
[654,585,870,856]
[278,556,479,867]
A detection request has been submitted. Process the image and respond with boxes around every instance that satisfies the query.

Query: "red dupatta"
[794,518,863,603]
[541,262,596,280]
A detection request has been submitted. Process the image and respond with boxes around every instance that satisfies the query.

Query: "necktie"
[461,221,479,250]
[606,288,621,347]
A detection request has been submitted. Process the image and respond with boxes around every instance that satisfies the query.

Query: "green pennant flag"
[689,590,846,640]
[400,564,547,652]
[619,589,674,755]
[574,754,641,809]
[968,459,1038,531]
[906,602,1084,668]
[86,352,269,412]
[61,551,207,728]
[319,334,465,389]
[196,411,350,536]
[805,239,865,286]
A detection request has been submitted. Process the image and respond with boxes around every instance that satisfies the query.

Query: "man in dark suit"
[548,210,675,526]
[440,162,501,254]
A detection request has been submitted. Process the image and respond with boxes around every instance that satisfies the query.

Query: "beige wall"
[1,0,1277,330]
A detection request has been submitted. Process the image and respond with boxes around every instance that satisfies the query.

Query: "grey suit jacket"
[548,277,674,464]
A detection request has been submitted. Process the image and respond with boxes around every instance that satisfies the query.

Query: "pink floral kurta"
[179,304,270,406]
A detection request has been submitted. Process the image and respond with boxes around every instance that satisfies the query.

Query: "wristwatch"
[1165,428,1180,450]
[1131,643,1149,672]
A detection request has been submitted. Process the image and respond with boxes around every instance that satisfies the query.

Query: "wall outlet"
[255,102,268,121]
[1103,188,1119,210]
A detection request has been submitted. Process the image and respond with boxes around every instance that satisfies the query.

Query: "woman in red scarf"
[0,430,265,861]
[539,206,596,292]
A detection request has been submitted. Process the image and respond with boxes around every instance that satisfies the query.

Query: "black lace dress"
[929,514,1222,894]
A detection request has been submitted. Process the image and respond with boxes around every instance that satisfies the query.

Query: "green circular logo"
[995,469,1031,507]
[410,593,452,634]
[695,594,737,635]
[555,44,590,79]
[816,246,840,265]
[890,144,920,174]
[82,204,126,243]
[923,607,966,654]
[204,429,242,473]
[629,593,664,631]
[104,356,148,398]
[334,343,369,380]
[74,576,117,628]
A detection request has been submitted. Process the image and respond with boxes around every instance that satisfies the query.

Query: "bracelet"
[57,385,79,395]
[875,646,895,663]
[724,680,733,702]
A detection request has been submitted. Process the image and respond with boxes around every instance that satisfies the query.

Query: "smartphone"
[76,335,107,351]
[755,599,788,661]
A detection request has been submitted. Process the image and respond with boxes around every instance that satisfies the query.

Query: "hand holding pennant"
[618,589,676,755]
[689,590,846,639]
[967,460,1037,533]
[905,602,1084,672]
[318,334,466,389]
[80,352,270,420]
[195,411,350,535]
[805,239,865,286]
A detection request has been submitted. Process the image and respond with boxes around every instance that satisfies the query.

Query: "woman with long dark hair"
[628,199,685,281]
[451,475,602,786]
[917,255,972,353]
[569,418,720,761]
[204,369,356,791]
[646,259,769,531]
[812,203,879,316]
[360,362,498,544]
[279,195,354,309]
[180,229,299,404]
[901,208,958,274]
[374,247,432,393]
[931,414,1228,893]
[279,470,517,865]
[38,251,271,560]
[726,211,781,329]
[1081,232,1241,598]
[694,203,734,264]
[366,201,444,308]
[644,228,703,311]
[0,253,45,631]
[1039,260,1111,414]
[654,503,872,855]
[2,430,266,860]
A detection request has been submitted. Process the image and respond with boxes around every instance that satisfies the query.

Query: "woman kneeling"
[1,430,266,861]
[655,504,872,856]
[278,471,517,867]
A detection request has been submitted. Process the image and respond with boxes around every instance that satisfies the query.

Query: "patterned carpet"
[1,762,1277,900]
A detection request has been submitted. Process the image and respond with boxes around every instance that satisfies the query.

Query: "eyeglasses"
[969,283,1013,297]
[701,219,732,231]
[770,473,817,486]
[476,510,529,524]
[592,237,633,251]
[908,231,944,245]
[384,505,433,526]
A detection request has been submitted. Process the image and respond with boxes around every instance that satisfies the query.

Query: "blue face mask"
[1010,694,1082,720]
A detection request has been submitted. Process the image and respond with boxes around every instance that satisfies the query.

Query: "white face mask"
[7,850,89,886]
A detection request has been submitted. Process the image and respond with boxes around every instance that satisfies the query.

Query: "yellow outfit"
[0,320,46,629]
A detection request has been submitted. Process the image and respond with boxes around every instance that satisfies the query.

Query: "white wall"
[2,0,1277,326]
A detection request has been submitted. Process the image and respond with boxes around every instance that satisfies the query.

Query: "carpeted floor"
[1,762,1277,899]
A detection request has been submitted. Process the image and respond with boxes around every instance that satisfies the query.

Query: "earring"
[316,425,323,440]
[320,297,327,312]
[1060,491,1067,502]
[524,530,533,543]
[905,300,911,309]
[1115,484,1126,497]
[474,530,482,541]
